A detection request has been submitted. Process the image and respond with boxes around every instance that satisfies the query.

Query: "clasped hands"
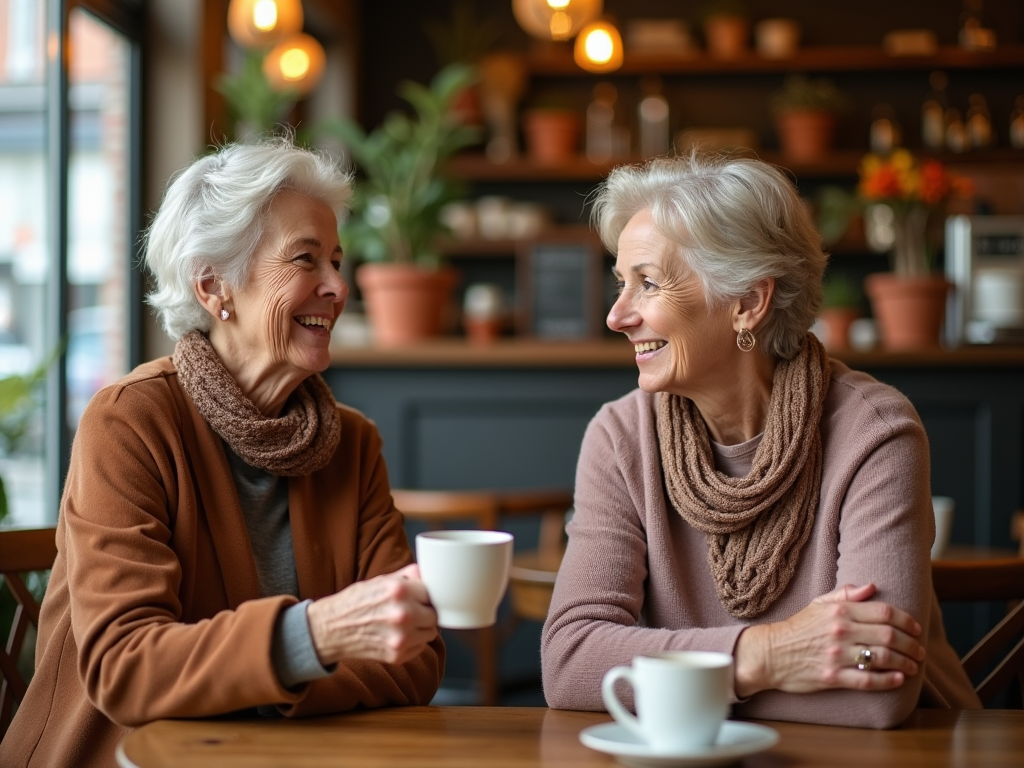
[306,564,439,667]
[734,583,925,698]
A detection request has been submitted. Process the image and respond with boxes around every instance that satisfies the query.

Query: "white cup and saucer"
[579,651,778,767]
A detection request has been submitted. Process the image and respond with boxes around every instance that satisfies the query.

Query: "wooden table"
[116,706,1024,768]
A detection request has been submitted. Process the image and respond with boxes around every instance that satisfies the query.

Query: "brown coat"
[0,357,444,768]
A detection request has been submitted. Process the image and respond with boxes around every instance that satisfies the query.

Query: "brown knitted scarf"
[172,330,341,476]
[657,333,830,619]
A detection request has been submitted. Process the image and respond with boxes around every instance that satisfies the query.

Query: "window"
[0,0,142,527]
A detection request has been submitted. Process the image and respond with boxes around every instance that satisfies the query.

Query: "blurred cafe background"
[1,0,1023,705]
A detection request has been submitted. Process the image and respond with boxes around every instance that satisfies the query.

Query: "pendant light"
[512,0,603,42]
[574,19,623,73]
[263,32,325,95]
[227,0,304,49]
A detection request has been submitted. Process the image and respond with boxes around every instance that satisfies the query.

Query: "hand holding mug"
[306,563,438,666]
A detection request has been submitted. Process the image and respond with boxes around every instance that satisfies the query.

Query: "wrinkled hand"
[306,563,438,666]
[734,583,925,698]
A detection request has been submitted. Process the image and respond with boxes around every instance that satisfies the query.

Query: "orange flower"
[857,150,971,208]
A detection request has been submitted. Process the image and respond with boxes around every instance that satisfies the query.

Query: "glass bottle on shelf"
[638,77,670,158]
[921,71,948,150]
[958,0,997,51]
[586,83,631,164]
[945,107,968,153]
[870,104,901,155]
[1010,96,1024,150]
[966,94,993,149]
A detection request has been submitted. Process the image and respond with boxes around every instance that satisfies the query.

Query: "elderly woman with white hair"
[1,137,443,768]
[541,153,979,729]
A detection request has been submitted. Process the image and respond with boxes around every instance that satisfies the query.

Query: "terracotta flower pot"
[819,307,860,351]
[355,263,459,347]
[522,109,581,165]
[775,109,837,162]
[704,15,750,59]
[865,273,952,351]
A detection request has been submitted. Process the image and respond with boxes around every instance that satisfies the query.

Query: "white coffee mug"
[415,530,513,629]
[602,651,733,753]
[931,496,955,560]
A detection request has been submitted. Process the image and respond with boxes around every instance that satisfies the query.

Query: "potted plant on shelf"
[770,74,849,163]
[521,92,582,166]
[858,149,974,350]
[700,0,751,60]
[819,273,863,352]
[315,64,481,346]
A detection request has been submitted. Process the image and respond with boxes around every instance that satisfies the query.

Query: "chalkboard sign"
[518,233,603,339]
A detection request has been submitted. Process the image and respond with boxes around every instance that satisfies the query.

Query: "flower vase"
[890,204,931,278]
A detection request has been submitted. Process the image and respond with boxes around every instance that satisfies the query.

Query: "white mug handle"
[601,665,644,742]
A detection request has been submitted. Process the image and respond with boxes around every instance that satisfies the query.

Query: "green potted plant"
[315,64,481,346]
[770,74,849,162]
[819,272,863,351]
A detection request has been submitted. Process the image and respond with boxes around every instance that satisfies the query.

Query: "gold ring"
[855,647,873,671]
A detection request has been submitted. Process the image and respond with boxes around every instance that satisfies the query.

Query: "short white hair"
[591,152,826,360]
[143,136,353,340]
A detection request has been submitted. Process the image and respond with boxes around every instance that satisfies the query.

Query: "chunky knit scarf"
[172,330,341,476]
[657,333,830,619]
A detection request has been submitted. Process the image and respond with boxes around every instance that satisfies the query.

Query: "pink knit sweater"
[541,360,980,728]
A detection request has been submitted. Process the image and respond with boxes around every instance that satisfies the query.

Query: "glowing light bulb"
[263,32,325,94]
[547,0,570,8]
[279,47,310,81]
[574,19,623,73]
[252,0,278,31]
[550,11,572,39]
[584,29,613,63]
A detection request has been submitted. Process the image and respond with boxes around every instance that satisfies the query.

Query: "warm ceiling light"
[512,0,603,41]
[227,0,303,49]
[263,32,325,94]
[574,20,623,73]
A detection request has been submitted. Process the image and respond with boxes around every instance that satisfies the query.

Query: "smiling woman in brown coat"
[0,137,443,768]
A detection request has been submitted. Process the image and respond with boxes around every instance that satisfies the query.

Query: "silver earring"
[736,328,755,352]
[219,308,230,321]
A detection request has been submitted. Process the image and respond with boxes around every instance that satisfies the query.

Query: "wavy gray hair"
[143,136,353,340]
[591,152,826,360]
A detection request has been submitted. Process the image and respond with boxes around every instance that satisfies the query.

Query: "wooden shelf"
[446,149,1024,183]
[439,225,604,259]
[329,337,1024,369]
[522,44,1024,76]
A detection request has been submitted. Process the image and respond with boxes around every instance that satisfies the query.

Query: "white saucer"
[578,720,779,768]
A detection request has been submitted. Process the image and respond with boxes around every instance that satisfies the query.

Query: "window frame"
[43,0,144,516]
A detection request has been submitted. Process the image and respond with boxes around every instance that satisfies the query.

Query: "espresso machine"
[945,215,1024,346]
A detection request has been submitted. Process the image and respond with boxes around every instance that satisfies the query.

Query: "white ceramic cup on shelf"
[931,496,955,560]
[601,651,733,753]
[415,530,513,629]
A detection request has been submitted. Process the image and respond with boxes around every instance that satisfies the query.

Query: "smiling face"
[606,208,738,399]
[208,189,347,412]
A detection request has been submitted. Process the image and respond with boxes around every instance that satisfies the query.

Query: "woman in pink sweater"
[541,153,979,728]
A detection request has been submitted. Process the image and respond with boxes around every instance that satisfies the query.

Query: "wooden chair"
[0,527,58,739]
[390,488,572,706]
[932,558,1024,707]
[502,490,574,624]
[1012,510,1024,557]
